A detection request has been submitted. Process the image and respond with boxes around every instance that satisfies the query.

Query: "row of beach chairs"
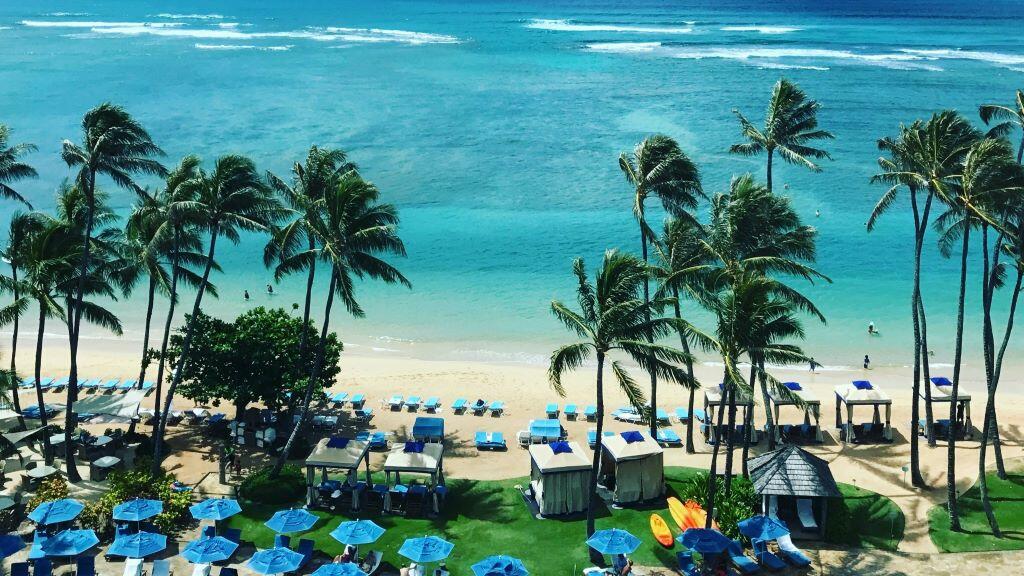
[676,534,811,576]
[383,395,441,412]
[327,392,367,408]
[19,376,155,393]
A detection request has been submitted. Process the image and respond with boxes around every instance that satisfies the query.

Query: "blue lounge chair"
[77,555,96,576]
[274,534,290,549]
[656,408,670,424]
[50,376,70,391]
[368,431,388,450]
[117,379,137,391]
[488,400,504,416]
[207,413,227,426]
[34,559,52,576]
[564,404,578,420]
[202,525,216,539]
[451,398,467,413]
[10,564,29,576]
[296,538,315,567]
[751,539,787,571]
[387,395,404,410]
[223,528,242,545]
[675,407,690,421]
[22,405,55,419]
[694,409,707,422]
[354,408,374,423]
[676,552,699,576]
[80,378,101,390]
[474,431,506,450]
[331,392,349,404]
[423,397,440,412]
[545,403,559,418]
[470,399,487,415]
[219,568,237,576]
[349,393,365,408]
[776,535,812,567]
[19,377,35,389]
[587,429,615,448]
[728,540,760,574]
[32,377,54,390]
[657,429,682,447]
[405,396,421,411]
[583,405,597,421]
[141,381,155,392]
[100,378,120,391]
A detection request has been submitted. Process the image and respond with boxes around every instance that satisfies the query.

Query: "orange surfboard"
[684,499,720,530]
[650,513,674,547]
[667,497,689,531]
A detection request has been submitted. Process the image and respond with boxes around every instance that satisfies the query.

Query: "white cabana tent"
[834,381,892,443]
[383,441,445,487]
[304,437,372,506]
[75,390,145,423]
[703,385,758,445]
[599,431,664,504]
[528,441,591,516]
[767,383,823,443]
[919,377,973,439]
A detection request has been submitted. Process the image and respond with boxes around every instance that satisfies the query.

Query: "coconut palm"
[619,135,702,437]
[0,211,44,428]
[729,79,833,192]
[980,90,1024,163]
[270,171,409,476]
[0,124,37,207]
[549,250,696,546]
[152,155,281,475]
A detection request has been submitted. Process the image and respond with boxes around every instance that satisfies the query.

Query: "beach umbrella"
[329,520,385,546]
[311,564,367,576]
[181,536,239,564]
[264,508,318,534]
[29,499,85,525]
[398,536,454,564]
[113,498,164,522]
[471,555,529,576]
[585,529,641,555]
[40,529,99,557]
[677,529,731,554]
[107,531,168,558]
[0,535,25,559]
[247,547,305,575]
[190,498,242,521]
[737,515,790,542]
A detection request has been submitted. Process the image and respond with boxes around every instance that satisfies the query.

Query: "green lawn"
[225,467,903,573]
[824,484,904,551]
[929,468,1024,552]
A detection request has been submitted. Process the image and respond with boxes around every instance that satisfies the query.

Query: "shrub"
[79,464,193,538]
[240,465,305,505]
[26,476,69,512]
[673,472,757,539]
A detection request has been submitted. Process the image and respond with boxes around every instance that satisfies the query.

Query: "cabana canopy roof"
[305,438,370,469]
[704,385,754,406]
[834,381,891,405]
[748,445,840,498]
[76,390,145,422]
[601,431,663,461]
[768,383,820,407]
[921,378,971,402]
[411,417,444,439]
[383,442,444,474]
[529,442,590,472]
[0,426,46,447]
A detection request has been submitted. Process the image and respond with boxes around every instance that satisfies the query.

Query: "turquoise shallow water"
[2,0,1024,369]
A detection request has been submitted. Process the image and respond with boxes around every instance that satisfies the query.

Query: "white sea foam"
[194,43,292,51]
[22,20,156,28]
[755,62,830,71]
[587,41,661,53]
[323,27,459,44]
[155,13,225,20]
[527,18,693,34]
[43,12,91,17]
[899,48,1024,67]
[721,25,801,34]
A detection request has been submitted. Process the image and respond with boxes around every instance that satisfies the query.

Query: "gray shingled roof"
[748,444,841,498]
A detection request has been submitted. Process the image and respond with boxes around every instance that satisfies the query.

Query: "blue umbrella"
[585,529,641,555]
[311,564,367,576]
[29,499,85,525]
[677,529,732,554]
[189,498,242,521]
[107,531,168,558]
[329,520,385,546]
[181,536,239,564]
[40,529,99,557]
[113,499,164,522]
[471,555,529,576]
[247,547,305,575]
[0,534,25,559]
[264,508,318,534]
[737,515,790,542]
[398,536,454,564]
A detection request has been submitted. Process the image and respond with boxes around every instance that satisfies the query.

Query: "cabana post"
[703,385,758,446]
[767,383,823,443]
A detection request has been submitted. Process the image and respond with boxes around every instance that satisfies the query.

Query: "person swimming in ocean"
[868,322,877,335]
[244,289,250,301]
[266,283,274,295]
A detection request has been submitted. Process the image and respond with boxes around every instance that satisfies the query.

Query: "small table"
[87,435,113,448]
[90,456,121,481]
[0,496,15,511]
[26,465,58,479]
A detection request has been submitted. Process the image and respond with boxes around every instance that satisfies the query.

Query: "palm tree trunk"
[947,221,970,531]
[987,252,1019,480]
[917,192,936,447]
[136,277,157,387]
[758,359,775,451]
[153,228,181,424]
[741,363,757,477]
[271,239,318,477]
[766,149,774,193]
[672,288,696,454]
[723,385,738,496]
[587,350,606,551]
[10,267,26,429]
[152,228,219,475]
[34,306,52,463]
[907,190,928,486]
[976,225,1002,536]
[640,219,658,439]
[704,368,731,528]
[1017,133,1023,164]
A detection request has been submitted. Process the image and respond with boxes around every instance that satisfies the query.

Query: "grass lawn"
[824,484,904,551]
[929,467,1024,552]
[225,467,903,574]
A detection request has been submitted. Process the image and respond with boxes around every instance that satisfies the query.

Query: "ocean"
[2,0,1024,371]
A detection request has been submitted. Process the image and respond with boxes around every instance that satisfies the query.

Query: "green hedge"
[239,465,306,505]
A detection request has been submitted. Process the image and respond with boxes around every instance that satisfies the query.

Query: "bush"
[240,465,306,505]
[79,465,193,539]
[673,473,757,539]
[26,476,69,512]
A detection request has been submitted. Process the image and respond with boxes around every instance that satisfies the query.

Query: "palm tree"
[729,79,833,192]
[0,212,43,428]
[152,155,280,475]
[548,250,694,550]
[980,90,1024,163]
[619,135,702,438]
[61,103,165,481]
[270,171,409,476]
[934,137,1024,531]
[0,123,37,206]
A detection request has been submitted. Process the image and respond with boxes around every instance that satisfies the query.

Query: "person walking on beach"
[863,354,870,370]
[809,357,819,372]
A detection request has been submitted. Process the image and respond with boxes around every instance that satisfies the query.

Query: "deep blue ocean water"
[2,0,1024,368]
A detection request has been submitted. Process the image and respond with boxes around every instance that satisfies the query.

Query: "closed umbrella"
[264,508,318,534]
[29,499,85,525]
[398,536,454,564]
[189,498,242,521]
[311,564,367,576]
[247,547,304,575]
[0,535,25,559]
[107,531,168,558]
[113,499,164,522]
[737,515,790,542]
[40,529,99,557]
[471,555,529,576]
[181,536,239,564]
[677,529,731,554]
[329,520,385,546]
[585,529,641,555]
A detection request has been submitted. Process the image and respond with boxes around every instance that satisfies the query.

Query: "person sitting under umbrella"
[612,554,633,575]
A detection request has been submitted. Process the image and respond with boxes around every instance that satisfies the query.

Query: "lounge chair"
[219,569,237,576]
[657,429,682,447]
[331,392,349,405]
[451,398,467,414]
[222,528,242,545]
[141,380,155,393]
[470,399,488,415]
[655,408,670,424]
[10,564,28,576]
[475,431,506,450]
[796,498,818,529]
[405,396,421,411]
[750,539,786,571]
[34,559,53,576]
[516,430,530,448]
[387,395,404,410]
[80,378,101,390]
[100,378,120,391]
[368,431,388,450]
[488,401,504,416]
[190,564,211,576]
[123,558,143,576]
[353,408,374,423]
[564,404,578,420]
[117,379,137,391]
[18,377,35,389]
[776,535,812,567]
[587,429,615,448]
[349,394,366,408]
[296,538,315,567]
[31,377,54,390]
[728,540,760,574]
[545,403,559,419]
[766,495,779,519]
[50,376,69,391]
[77,555,96,576]
[675,407,690,422]
[358,551,381,575]
[202,525,216,539]
[423,397,441,412]
[676,552,699,576]
[274,534,290,549]
[152,559,171,576]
